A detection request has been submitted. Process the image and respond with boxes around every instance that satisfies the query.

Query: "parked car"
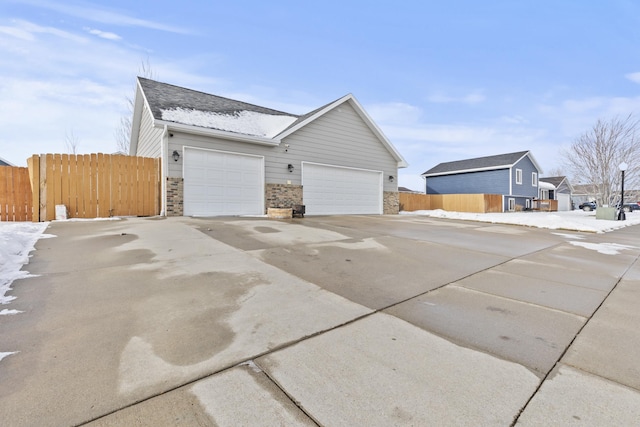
[578,201,597,211]
[618,202,640,212]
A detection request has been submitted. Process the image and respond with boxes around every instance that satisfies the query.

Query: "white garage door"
[302,162,382,215]
[558,193,572,211]
[183,147,264,216]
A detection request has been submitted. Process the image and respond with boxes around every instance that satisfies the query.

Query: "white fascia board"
[421,164,512,177]
[129,80,147,155]
[277,94,409,168]
[517,151,543,175]
[154,120,281,146]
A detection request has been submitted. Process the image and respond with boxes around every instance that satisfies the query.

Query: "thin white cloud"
[1,19,88,43]
[500,115,529,124]
[427,90,486,105]
[562,97,604,113]
[625,72,640,84]
[366,102,423,125]
[537,95,640,140]
[18,0,190,34]
[0,24,35,40]
[84,27,122,41]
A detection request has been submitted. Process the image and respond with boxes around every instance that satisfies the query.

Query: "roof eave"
[155,120,281,146]
[422,164,512,177]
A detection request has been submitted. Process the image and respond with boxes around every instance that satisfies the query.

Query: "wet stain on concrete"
[136,271,265,366]
[254,226,280,234]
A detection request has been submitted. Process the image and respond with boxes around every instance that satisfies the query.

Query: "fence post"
[27,155,40,222]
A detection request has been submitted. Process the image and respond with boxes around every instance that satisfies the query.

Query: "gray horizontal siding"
[426,169,509,194]
[512,156,538,198]
[165,101,399,191]
[281,103,398,192]
[557,181,571,194]
[136,106,162,158]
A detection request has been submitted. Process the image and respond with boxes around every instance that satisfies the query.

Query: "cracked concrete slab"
[385,285,585,376]
[258,313,540,426]
[88,362,316,427]
[516,364,640,426]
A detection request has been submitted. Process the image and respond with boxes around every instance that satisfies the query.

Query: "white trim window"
[515,168,522,185]
[526,199,531,209]
[532,172,538,186]
[508,198,516,211]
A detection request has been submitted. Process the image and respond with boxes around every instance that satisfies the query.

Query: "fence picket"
[2,154,160,221]
[399,193,503,213]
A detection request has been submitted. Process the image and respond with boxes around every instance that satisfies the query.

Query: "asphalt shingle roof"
[422,151,530,176]
[139,77,298,122]
[539,176,566,187]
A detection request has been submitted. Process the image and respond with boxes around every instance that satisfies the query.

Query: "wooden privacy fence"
[399,193,503,213]
[28,154,161,222]
[0,166,32,221]
[532,199,558,212]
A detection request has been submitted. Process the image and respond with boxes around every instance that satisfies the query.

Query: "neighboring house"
[130,78,407,216]
[539,176,574,211]
[398,186,422,194]
[0,156,14,166]
[571,184,599,207]
[421,150,541,212]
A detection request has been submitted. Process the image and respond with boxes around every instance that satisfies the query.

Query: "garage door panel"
[184,148,264,216]
[303,163,382,215]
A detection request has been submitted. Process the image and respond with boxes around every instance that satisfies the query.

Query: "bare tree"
[65,130,80,154]
[543,167,566,177]
[115,58,157,154]
[562,115,640,206]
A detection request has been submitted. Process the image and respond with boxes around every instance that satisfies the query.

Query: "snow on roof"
[161,108,298,138]
[539,181,556,190]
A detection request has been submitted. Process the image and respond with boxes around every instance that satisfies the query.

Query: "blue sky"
[1,0,639,190]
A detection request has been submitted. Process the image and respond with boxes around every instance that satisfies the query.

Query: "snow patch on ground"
[569,242,638,255]
[0,351,18,362]
[0,309,23,315]
[400,210,640,233]
[1,221,51,361]
[1,221,51,305]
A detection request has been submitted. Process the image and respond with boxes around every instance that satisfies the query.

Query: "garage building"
[130,78,407,216]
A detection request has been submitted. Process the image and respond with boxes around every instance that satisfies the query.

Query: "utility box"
[596,207,616,220]
[55,205,68,220]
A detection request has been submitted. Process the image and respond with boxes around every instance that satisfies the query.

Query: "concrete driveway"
[1,215,639,426]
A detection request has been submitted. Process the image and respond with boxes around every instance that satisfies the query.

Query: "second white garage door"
[183,147,264,216]
[302,162,383,215]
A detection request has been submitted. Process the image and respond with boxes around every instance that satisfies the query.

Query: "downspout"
[160,125,169,216]
[508,166,513,197]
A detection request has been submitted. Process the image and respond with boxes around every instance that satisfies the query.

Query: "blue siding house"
[422,151,542,211]
[0,156,14,166]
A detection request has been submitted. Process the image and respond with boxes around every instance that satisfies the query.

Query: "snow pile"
[400,210,640,233]
[0,221,50,306]
[161,108,298,138]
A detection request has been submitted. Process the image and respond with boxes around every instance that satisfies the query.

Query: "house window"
[526,199,531,209]
[508,198,515,211]
[532,172,538,186]
[515,169,522,185]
